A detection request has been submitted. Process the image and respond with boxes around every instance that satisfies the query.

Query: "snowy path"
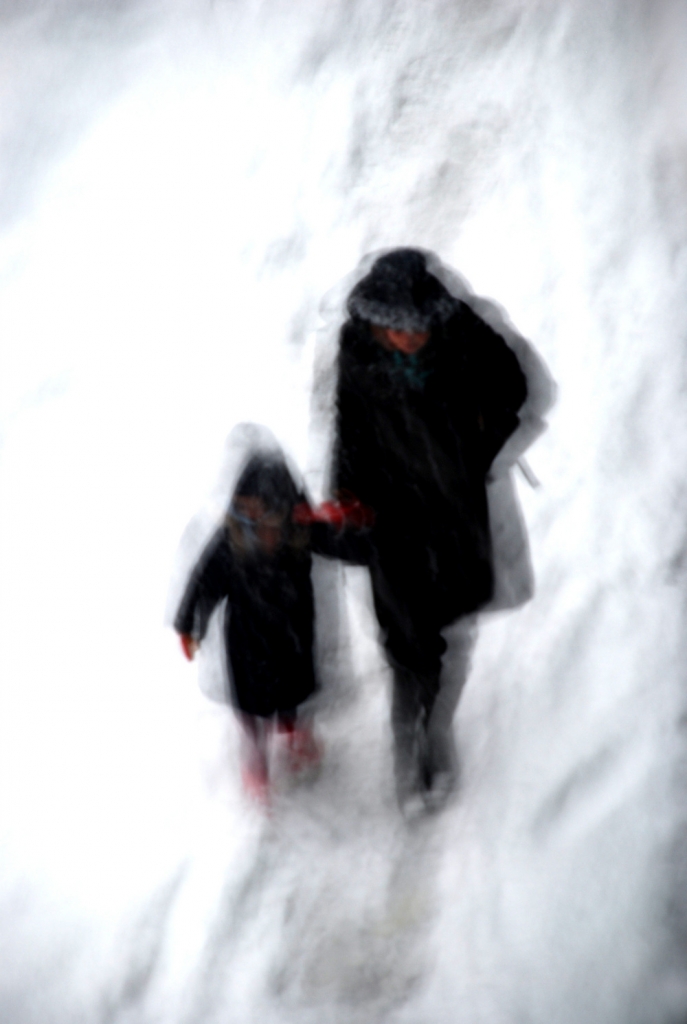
[1,2,687,1022]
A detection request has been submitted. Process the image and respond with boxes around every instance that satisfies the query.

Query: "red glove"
[179,634,199,661]
[292,496,375,530]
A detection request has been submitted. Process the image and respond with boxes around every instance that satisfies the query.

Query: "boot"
[238,714,270,805]
[391,668,437,815]
[282,723,323,775]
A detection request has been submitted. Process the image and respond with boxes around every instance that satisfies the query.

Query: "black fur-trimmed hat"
[346,248,456,332]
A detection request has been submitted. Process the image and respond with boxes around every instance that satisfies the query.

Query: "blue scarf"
[390,350,430,390]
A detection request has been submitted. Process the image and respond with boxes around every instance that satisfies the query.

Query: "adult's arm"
[330,342,377,502]
[469,311,528,470]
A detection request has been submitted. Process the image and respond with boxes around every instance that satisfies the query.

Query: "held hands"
[292,494,375,531]
[179,634,199,661]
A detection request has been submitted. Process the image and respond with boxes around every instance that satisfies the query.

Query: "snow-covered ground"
[1,2,687,1021]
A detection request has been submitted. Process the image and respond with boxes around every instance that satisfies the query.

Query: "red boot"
[239,714,271,805]
[283,724,322,775]
[240,760,270,804]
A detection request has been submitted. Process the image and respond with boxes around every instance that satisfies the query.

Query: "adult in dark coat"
[332,248,528,809]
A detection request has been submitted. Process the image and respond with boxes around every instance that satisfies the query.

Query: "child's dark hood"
[232,453,302,512]
[346,248,456,332]
[214,423,305,513]
[224,429,309,558]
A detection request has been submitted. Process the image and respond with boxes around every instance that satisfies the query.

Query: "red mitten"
[179,634,197,661]
[292,497,375,530]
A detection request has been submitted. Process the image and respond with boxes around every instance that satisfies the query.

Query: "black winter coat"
[174,519,370,717]
[174,531,316,717]
[332,303,528,619]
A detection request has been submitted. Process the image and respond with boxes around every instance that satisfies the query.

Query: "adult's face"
[372,324,430,355]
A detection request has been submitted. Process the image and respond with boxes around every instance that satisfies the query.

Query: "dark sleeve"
[173,530,230,640]
[470,315,528,469]
[331,340,376,502]
[308,521,373,566]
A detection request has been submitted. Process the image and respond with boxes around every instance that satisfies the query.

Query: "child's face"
[233,495,286,555]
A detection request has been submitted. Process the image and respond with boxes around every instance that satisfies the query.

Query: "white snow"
[1,2,687,1022]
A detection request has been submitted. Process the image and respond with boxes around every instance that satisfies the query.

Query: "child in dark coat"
[174,444,371,802]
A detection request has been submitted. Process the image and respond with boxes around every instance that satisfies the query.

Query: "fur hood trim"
[346,248,456,331]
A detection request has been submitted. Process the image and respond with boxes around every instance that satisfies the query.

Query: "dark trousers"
[389,618,476,790]
[370,559,477,793]
[370,560,450,680]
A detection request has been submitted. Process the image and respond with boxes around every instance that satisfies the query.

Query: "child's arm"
[293,498,375,565]
[174,529,230,656]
